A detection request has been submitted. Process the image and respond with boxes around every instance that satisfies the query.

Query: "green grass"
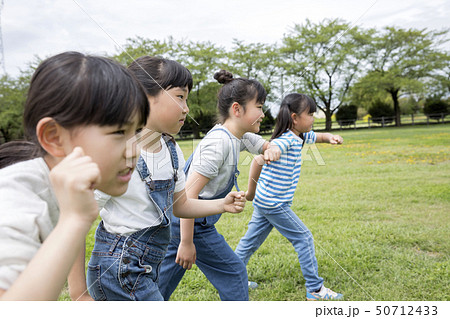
[59,124,450,301]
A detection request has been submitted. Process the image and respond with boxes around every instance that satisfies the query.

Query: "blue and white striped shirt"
[253,130,316,209]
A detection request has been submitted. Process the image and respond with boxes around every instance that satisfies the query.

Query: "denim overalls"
[158,128,249,301]
[87,135,178,301]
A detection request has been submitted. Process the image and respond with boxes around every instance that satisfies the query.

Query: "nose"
[183,102,189,114]
[125,134,140,167]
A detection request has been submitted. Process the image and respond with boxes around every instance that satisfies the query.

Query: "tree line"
[1,18,449,143]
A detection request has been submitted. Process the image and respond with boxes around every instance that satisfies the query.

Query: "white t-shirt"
[0,158,59,290]
[95,138,186,236]
[188,124,266,199]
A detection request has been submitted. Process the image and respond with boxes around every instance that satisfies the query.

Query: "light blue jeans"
[235,203,323,293]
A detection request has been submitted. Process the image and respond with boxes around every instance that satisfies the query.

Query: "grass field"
[60,124,449,301]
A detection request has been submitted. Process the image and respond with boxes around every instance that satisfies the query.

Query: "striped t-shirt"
[253,130,316,209]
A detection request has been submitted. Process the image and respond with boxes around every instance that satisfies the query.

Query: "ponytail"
[271,104,292,140]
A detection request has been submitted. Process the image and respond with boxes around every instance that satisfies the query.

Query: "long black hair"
[271,93,317,140]
[0,51,149,168]
[214,70,266,123]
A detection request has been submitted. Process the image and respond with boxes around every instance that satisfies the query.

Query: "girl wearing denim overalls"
[158,70,281,301]
[69,57,246,301]
[235,93,344,301]
[0,52,149,300]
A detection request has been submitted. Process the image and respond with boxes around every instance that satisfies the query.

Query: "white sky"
[1,0,449,76]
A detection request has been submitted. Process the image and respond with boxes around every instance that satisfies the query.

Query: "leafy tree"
[177,40,225,138]
[360,26,449,126]
[0,74,29,143]
[280,19,372,130]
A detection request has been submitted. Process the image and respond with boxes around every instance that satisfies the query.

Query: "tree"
[0,74,28,143]
[360,26,449,126]
[280,19,372,130]
[177,40,225,138]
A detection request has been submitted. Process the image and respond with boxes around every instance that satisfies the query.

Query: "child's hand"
[330,135,344,144]
[223,191,246,214]
[176,242,197,270]
[49,147,101,225]
[245,190,255,201]
[263,143,281,164]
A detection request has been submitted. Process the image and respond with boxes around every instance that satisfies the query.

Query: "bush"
[335,104,357,126]
[368,100,395,124]
[424,99,448,120]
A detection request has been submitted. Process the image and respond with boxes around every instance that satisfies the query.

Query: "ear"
[291,112,299,125]
[231,102,242,117]
[36,117,68,158]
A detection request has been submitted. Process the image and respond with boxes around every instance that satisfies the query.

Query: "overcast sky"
[1,0,449,76]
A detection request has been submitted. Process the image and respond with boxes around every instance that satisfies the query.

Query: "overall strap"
[184,127,240,191]
[136,135,179,189]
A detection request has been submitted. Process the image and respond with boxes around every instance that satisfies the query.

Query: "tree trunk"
[389,89,401,126]
[192,125,200,140]
[325,107,332,131]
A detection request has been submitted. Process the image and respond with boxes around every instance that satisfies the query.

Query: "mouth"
[117,167,134,182]
[179,118,185,123]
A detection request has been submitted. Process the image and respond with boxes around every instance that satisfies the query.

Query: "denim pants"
[158,133,248,301]
[87,221,170,300]
[87,136,178,301]
[234,203,323,293]
[158,222,249,301]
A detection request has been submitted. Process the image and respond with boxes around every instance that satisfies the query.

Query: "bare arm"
[246,155,265,201]
[315,133,344,144]
[67,243,93,301]
[174,172,209,270]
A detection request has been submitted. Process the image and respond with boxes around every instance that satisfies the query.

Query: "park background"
[0,0,448,301]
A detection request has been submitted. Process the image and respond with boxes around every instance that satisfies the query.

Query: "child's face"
[241,97,265,134]
[146,86,189,135]
[65,113,142,196]
[291,108,315,135]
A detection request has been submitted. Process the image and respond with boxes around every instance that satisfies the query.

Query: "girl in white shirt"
[0,51,149,300]
[74,57,246,301]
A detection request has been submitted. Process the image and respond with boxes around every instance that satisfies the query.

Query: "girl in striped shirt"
[235,93,344,301]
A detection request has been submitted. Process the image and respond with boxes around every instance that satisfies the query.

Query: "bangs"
[161,60,193,92]
[247,79,267,105]
[305,95,317,113]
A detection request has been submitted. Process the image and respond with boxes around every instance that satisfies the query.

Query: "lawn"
[60,124,450,301]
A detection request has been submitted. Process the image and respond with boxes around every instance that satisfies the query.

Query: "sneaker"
[248,281,258,289]
[306,286,343,301]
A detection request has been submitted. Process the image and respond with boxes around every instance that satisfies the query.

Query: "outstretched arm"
[315,133,344,144]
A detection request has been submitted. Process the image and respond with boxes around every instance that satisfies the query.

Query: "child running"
[234,93,344,301]
[76,57,246,301]
[0,51,149,300]
[158,70,281,301]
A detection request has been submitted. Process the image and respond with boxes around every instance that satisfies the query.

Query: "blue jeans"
[158,222,249,301]
[235,203,323,293]
[87,221,170,301]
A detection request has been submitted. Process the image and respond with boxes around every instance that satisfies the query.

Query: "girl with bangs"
[235,93,345,301]
[75,57,246,301]
[0,51,149,300]
[158,70,281,301]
